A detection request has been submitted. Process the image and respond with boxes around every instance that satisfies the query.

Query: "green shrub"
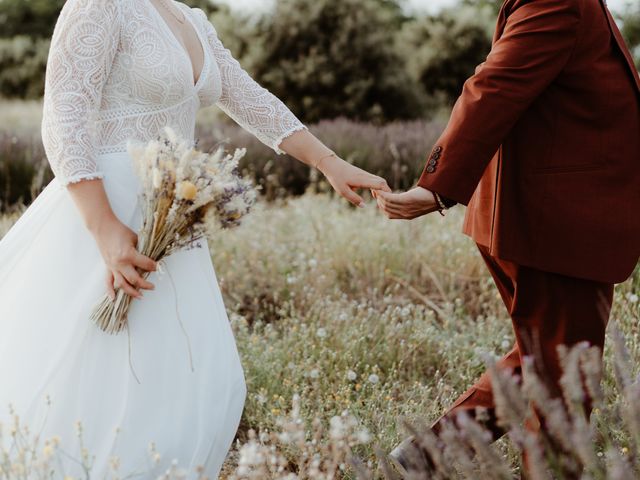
[0,36,49,99]
[245,0,425,123]
[0,131,50,210]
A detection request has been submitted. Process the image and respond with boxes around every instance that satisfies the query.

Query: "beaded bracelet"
[434,192,447,216]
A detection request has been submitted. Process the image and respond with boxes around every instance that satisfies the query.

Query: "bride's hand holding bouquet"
[66,180,159,302]
[88,126,257,334]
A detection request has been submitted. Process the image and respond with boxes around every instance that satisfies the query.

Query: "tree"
[0,0,224,99]
[398,4,495,108]
[620,1,640,69]
[0,0,65,39]
[245,0,424,123]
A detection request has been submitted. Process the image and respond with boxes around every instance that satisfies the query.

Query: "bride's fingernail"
[358,202,366,208]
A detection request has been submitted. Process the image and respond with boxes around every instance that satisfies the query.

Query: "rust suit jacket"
[417,0,640,284]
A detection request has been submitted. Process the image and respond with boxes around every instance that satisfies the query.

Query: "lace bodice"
[41,0,306,186]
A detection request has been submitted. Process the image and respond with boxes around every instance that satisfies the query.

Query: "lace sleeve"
[41,0,122,186]
[194,9,307,154]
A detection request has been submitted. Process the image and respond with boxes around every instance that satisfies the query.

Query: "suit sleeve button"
[434,146,443,154]
[428,159,437,166]
[426,165,436,173]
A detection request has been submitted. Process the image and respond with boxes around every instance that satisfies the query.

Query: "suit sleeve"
[417,0,582,205]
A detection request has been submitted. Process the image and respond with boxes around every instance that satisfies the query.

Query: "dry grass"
[1,192,639,479]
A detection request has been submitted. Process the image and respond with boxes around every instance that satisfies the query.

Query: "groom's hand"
[374,187,439,220]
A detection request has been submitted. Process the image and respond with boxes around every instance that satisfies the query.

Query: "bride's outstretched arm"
[277,129,391,207]
[194,9,390,206]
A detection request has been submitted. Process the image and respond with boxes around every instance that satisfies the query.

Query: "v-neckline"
[144,0,208,89]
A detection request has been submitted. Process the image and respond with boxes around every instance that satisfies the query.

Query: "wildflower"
[176,181,198,201]
[309,369,320,379]
[356,429,372,444]
[152,168,163,189]
[316,328,327,338]
[368,374,380,384]
[347,370,357,381]
[43,445,54,458]
[627,293,638,303]
[109,456,121,470]
[329,416,347,440]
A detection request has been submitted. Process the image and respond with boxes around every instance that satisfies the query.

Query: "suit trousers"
[430,243,615,441]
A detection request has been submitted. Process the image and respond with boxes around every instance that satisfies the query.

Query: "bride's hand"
[317,155,391,207]
[93,215,158,301]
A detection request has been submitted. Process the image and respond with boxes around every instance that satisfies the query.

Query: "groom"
[376,0,640,473]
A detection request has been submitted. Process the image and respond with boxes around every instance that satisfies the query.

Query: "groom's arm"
[418,0,582,206]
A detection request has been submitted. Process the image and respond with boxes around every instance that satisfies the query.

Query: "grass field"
[1,97,639,477]
[2,192,640,478]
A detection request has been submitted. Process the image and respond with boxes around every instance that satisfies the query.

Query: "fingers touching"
[349,175,391,193]
[375,188,438,220]
[375,191,407,219]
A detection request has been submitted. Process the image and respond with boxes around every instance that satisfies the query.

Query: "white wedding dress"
[0,0,305,478]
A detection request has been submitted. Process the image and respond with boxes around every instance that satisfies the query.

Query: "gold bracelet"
[313,151,337,170]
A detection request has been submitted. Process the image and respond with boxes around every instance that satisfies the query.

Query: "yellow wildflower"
[176,181,198,201]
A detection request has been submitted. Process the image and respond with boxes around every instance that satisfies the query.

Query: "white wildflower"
[368,374,380,384]
[356,429,372,444]
[152,168,162,189]
[329,416,346,440]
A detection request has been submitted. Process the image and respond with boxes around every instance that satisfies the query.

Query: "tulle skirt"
[0,151,246,479]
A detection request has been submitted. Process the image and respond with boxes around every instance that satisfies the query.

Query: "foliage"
[0,107,445,212]
[620,1,640,68]
[0,131,51,211]
[1,195,639,478]
[0,0,223,99]
[245,0,425,123]
[0,0,65,39]
[0,36,49,99]
[0,0,221,39]
[397,4,495,108]
[213,196,639,478]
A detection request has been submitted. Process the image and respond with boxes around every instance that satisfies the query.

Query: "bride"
[0,0,389,477]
